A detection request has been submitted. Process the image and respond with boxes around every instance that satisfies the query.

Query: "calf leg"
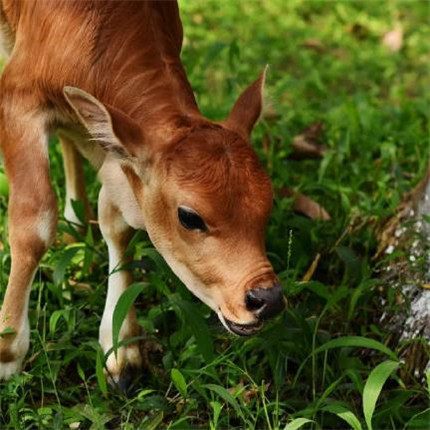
[98,186,142,389]
[0,104,57,380]
[59,133,93,239]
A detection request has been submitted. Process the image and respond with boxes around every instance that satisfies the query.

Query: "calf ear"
[223,65,268,141]
[63,86,144,160]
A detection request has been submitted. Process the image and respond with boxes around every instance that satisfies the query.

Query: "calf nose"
[245,283,285,320]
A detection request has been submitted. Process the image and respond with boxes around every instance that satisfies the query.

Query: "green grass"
[1,0,429,428]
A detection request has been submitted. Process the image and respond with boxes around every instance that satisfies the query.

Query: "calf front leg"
[0,104,57,380]
[98,186,142,391]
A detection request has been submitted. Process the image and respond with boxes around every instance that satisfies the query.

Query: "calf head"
[64,70,285,336]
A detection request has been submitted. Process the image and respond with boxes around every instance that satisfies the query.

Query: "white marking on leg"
[99,236,141,380]
[99,238,131,351]
[36,209,56,246]
[64,200,83,226]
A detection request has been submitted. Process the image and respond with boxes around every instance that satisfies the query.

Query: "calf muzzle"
[246,283,285,320]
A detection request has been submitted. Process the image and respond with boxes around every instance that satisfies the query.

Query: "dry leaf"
[302,39,325,53]
[302,253,321,282]
[382,26,403,52]
[68,279,93,293]
[289,136,326,159]
[289,122,326,160]
[278,187,331,221]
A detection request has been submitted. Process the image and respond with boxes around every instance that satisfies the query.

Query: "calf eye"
[178,206,207,232]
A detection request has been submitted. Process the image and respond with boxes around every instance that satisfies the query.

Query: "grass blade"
[53,247,80,285]
[169,295,214,363]
[171,369,187,398]
[283,418,314,430]
[313,336,398,361]
[112,283,146,354]
[96,348,108,396]
[322,403,362,430]
[203,383,245,422]
[363,360,399,430]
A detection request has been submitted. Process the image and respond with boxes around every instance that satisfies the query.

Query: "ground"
[0,1,429,429]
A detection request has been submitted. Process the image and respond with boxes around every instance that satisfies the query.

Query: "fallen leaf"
[278,187,331,220]
[68,279,93,293]
[302,39,325,53]
[289,136,326,159]
[382,26,403,52]
[289,122,326,160]
[302,253,321,282]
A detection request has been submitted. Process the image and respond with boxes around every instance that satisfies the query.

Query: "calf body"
[0,0,284,384]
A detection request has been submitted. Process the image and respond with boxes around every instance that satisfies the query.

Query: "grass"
[0,0,429,428]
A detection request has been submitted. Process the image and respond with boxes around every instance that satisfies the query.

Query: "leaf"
[96,348,108,396]
[137,389,156,399]
[49,310,66,334]
[283,417,314,430]
[53,247,80,285]
[82,227,94,275]
[171,369,187,398]
[143,412,164,430]
[363,360,399,430]
[404,408,430,429]
[278,188,331,220]
[302,39,325,53]
[210,401,223,429]
[71,199,86,225]
[169,295,214,363]
[0,326,16,337]
[301,253,320,282]
[335,245,358,264]
[313,336,398,361]
[0,171,9,197]
[203,384,245,422]
[73,404,112,429]
[112,283,146,354]
[288,122,326,160]
[427,367,430,395]
[77,362,85,382]
[322,404,362,430]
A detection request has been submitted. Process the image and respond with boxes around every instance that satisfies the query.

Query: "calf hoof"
[115,365,140,397]
[0,325,29,381]
[104,344,142,396]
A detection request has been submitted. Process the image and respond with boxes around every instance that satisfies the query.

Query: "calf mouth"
[224,318,263,336]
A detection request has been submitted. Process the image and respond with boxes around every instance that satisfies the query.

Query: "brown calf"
[0,0,284,385]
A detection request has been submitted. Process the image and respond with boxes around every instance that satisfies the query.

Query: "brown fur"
[0,0,279,380]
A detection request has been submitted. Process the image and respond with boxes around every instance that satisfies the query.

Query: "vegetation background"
[0,0,429,428]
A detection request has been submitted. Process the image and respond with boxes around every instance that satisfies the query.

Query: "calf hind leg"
[0,106,58,380]
[59,133,93,242]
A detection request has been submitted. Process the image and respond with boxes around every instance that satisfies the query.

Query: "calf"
[0,0,284,385]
